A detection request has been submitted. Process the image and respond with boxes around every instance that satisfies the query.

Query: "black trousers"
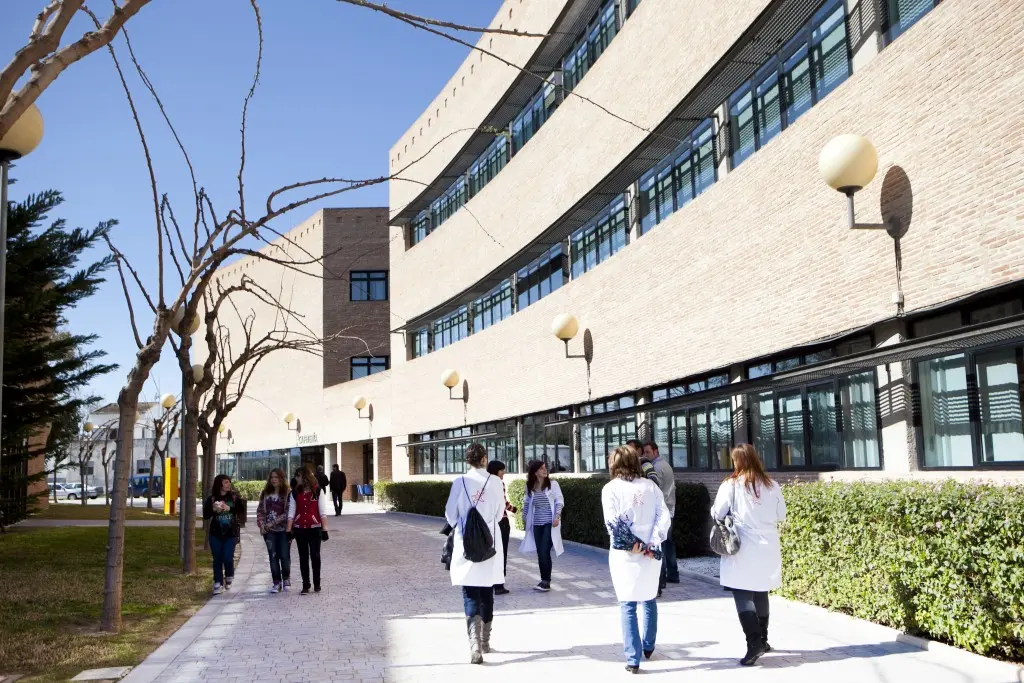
[332,491,343,515]
[495,517,510,586]
[294,528,322,589]
[732,589,770,617]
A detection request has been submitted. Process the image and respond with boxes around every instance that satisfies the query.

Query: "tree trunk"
[101,393,141,633]
[80,462,87,506]
[147,444,156,509]
[181,376,199,574]
[52,468,58,504]
[200,430,217,551]
[103,455,110,506]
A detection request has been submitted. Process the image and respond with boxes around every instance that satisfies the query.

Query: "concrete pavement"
[122,508,1022,683]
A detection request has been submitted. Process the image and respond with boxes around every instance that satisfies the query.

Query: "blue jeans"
[462,586,494,623]
[660,522,678,585]
[209,534,237,586]
[620,600,658,667]
[533,523,553,581]
[263,530,291,584]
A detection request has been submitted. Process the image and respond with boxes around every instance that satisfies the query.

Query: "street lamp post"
[0,104,44,491]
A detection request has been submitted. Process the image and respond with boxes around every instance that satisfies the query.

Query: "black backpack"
[461,475,496,563]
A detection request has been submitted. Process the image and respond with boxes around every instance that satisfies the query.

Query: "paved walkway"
[124,509,1022,683]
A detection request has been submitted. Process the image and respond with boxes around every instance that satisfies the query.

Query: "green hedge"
[374,480,450,516]
[231,481,264,502]
[780,481,1024,660]
[507,477,711,557]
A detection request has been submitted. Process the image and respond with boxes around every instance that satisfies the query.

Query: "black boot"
[759,615,771,653]
[738,611,766,666]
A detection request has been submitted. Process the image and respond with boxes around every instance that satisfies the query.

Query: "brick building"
[216,0,1024,490]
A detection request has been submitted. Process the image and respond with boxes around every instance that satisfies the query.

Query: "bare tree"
[98,432,116,504]
[72,418,115,505]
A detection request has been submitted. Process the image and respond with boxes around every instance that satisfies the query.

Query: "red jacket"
[290,488,323,529]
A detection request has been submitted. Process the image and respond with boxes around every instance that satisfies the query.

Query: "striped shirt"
[532,489,553,525]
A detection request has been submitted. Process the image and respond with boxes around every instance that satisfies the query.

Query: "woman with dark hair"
[202,474,245,595]
[445,443,504,664]
[602,445,671,674]
[486,460,517,595]
[518,460,564,592]
[256,468,291,593]
[713,443,787,666]
[287,465,328,595]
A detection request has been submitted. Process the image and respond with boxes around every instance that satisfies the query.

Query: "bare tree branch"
[335,0,549,38]
[237,0,264,227]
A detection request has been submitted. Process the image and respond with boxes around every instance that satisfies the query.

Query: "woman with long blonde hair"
[712,443,787,666]
[601,445,671,674]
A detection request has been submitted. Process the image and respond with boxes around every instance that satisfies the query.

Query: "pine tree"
[1,189,117,520]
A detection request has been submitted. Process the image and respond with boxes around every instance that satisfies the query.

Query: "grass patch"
[0,526,210,682]
[32,504,178,521]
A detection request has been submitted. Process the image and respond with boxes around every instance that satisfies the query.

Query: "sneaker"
[300,586,311,595]
[494,586,510,595]
[212,583,224,595]
[283,579,291,592]
[224,577,233,590]
[270,583,281,594]
[534,581,551,592]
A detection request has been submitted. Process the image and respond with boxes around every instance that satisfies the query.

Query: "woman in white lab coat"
[712,443,787,667]
[518,460,565,591]
[601,445,671,674]
[445,443,505,664]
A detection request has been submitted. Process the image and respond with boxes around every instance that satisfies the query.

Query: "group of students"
[445,441,786,673]
[202,464,338,596]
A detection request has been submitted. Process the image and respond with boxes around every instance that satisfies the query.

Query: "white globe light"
[353,396,368,411]
[171,307,201,336]
[282,411,296,425]
[551,313,579,341]
[217,422,227,434]
[160,393,176,409]
[819,134,879,193]
[191,364,205,383]
[0,104,44,159]
[441,369,460,389]
[83,421,95,433]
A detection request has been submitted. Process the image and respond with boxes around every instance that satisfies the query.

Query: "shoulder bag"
[709,479,741,556]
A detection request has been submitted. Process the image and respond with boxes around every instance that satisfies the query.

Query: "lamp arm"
[845,192,898,235]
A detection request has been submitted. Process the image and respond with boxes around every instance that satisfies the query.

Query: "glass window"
[523,411,574,473]
[888,0,940,41]
[812,2,851,100]
[750,391,777,469]
[840,371,881,468]
[517,245,565,310]
[570,196,628,278]
[777,390,805,467]
[729,86,756,168]
[976,348,1024,463]
[783,40,813,125]
[433,306,469,350]
[430,176,468,229]
[807,384,840,466]
[410,328,430,359]
[756,71,783,147]
[913,311,962,337]
[351,356,388,380]
[919,354,973,467]
[409,211,431,247]
[709,401,733,470]
[970,300,1024,325]
[692,123,717,197]
[511,77,561,155]
[563,40,589,92]
[579,396,635,472]
[561,1,618,93]
[350,271,388,301]
[468,136,510,196]
[473,280,514,332]
[638,169,658,234]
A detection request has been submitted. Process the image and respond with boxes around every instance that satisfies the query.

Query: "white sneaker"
[283,580,290,592]
[270,582,281,594]
[213,583,224,595]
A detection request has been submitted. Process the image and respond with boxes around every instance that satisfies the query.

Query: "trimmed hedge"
[507,477,711,557]
[231,480,264,502]
[374,480,450,516]
[781,481,1024,660]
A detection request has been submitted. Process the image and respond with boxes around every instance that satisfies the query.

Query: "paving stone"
[129,510,1022,683]
[71,667,131,681]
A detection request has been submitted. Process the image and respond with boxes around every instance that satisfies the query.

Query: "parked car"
[48,483,71,500]
[63,483,100,500]
[129,474,163,498]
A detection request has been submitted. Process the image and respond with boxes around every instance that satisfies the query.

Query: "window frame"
[570,195,629,278]
[350,355,389,380]
[472,279,515,332]
[432,305,470,351]
[516,245,567,311]
[349,270,388,302]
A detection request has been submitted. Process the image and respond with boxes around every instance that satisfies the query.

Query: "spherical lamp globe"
[819,134,878,193]
[441,369,460,389]
[160,393,176,410]
[353,396,368,411]
[0,104,44,160]
[551,313,579,341]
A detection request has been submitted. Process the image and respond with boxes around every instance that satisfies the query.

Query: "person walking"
[602,445,671,674]
[256,468,291,593]
[287,465,329,595]
[445,444,504,664]
[329,465,347,516]
[643,441,678,595]
[519,460,564,592]
[202,474,245,595]
[315,465,330,495]
[486,460,517,596]
[712,443,787,666]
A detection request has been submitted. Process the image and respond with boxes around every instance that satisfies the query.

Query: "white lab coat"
[445,467,505,587]
[712,476,787,592]
[518,480,565,557]
[601,477,672,602]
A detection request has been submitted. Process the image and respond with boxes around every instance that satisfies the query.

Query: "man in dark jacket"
[315,465,330,495]
[329,465,348,516]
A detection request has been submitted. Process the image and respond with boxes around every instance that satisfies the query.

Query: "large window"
[351,356,388,379]
[468,136,509,196]
[728,0,850,169]
[517,245,566,310]
[511,77,561,154]
[638,119,717,234]
[570,196,629,278]
[579,396,636,472]
[472,280,514,332]
[887,0,941,41]
[410,327,430,359]
[350,270,388,301]
[746,336,872,379]
[562,1,619,92]
[430,177,468,228]
[411,423,518,475]
[474,421,519,474]
[750,371,882,470]
[433,306,469,350]
[918,345,1024,467]
[652,399,732,470]
[409,211,431,247]
[523,410,574,473]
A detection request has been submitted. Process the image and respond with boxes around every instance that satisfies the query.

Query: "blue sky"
[1,0,502,405]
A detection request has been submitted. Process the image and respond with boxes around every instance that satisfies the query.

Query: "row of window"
[406,0,945,355]
[411,335,1024,475]
[407,0,633,247]
[411,421,519,475]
